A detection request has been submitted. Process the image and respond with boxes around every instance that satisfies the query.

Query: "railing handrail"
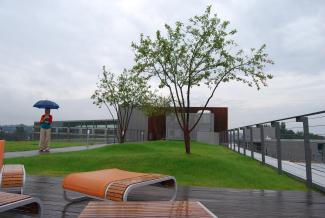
[231,110,325,130]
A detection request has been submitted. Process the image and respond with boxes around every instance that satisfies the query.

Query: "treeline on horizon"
[0,125,33,141]
[280,122,324,140]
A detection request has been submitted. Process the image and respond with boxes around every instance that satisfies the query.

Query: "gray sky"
[0,0,325,131]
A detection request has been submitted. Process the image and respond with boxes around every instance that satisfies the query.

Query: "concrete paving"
[4,143,113,158]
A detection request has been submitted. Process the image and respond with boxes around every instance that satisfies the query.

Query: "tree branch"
[189,70,232,132]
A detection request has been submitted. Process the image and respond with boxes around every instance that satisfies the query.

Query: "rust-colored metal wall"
[148,107,228,140]
[148,115,166,140]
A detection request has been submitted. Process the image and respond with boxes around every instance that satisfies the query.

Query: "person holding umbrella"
[39,108,52,152]
[33,100,59,152]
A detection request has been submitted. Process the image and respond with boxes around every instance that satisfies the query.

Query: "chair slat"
[106,174,166,201]
[0,192,30,206]
[78,201,216,218]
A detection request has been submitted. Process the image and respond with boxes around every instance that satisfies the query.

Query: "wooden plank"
[0,192,30,206]
[78,201,215,218]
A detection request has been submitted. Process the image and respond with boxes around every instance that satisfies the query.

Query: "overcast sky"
[0,0,324,131]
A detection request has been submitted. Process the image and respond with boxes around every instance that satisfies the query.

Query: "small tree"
[132,6,273,154]
[92,66,151,143]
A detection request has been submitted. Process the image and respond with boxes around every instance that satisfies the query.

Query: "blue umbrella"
[33,100,59,109]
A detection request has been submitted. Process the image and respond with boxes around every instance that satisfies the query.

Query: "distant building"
[242,127,325,162]
[33,119,117,142]
[265,139,325,162]
[164,107,228,141]
[33,107,229,142]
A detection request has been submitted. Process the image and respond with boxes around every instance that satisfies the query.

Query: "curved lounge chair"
[62,168,177,202]
[0,140,26,194]
[0,191,43,217]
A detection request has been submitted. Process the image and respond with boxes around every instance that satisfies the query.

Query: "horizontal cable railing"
[33,127,147,143]
[218,110,325,192]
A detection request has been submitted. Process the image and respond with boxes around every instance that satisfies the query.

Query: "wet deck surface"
[2,176,325,218]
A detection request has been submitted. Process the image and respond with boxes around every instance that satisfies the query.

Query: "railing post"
[230,130,232,149]
[230,129,232,150]
[229,130,232,149]
[296,116,312,188]
[237,128,240,153]
[227,130,229,147]
[86,129,90,145]
[225,131,227,146]
[241,127,246,155]
[230,129,234,150]
[220,131,223,145]
[271,121,282,174]
[227,130,231,148]
[230,129,233,150]
[257,124,266,164]
[105,129,109,144]
[232,129,236,151]
[221,131,224,146]
[249,127,254,159]
[67,127,71,141]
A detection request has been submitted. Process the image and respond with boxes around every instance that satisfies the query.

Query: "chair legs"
[63,190,91,203]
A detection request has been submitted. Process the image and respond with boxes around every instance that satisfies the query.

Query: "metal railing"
[219,110,325,192]
[33,127,147,143]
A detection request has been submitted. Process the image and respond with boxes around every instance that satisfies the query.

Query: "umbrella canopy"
[33,100,59,109]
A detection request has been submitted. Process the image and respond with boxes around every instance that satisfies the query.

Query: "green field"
[4,140,95,152]
[4,140,307,190]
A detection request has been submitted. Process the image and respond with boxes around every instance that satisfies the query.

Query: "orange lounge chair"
[62,168,177,202]
[0,140,26,194]
[78,201,217,218]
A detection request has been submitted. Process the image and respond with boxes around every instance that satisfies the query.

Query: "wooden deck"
[1,176,325,218]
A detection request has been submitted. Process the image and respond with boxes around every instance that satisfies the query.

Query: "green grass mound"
[5,140,306,190]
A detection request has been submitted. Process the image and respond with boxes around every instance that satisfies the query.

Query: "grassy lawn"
[5,140,306,190]
[4,140,97,152]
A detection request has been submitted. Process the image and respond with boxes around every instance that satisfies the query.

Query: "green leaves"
[92,66,150,109]
[134,5,275,152]
[92,66,152,143]
[132,5,273,93]
[141,94,173,117]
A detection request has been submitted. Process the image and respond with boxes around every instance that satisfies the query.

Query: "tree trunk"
[118,130,125,143]
[184,128,191,154]
[120,134,125,143]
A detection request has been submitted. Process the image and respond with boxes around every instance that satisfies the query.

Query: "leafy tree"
[141,94,173,117]
[0,127,4,140]
[280,122,324,139]
[92,66,151,143]
[132,6,274,153]
[13,125,27,140]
